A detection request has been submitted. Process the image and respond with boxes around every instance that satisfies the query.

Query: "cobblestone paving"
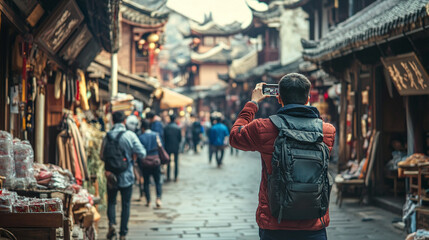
[98,150,406,240]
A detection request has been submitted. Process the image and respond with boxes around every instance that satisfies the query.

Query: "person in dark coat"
[146,111,164,142]
[163,115,182,182]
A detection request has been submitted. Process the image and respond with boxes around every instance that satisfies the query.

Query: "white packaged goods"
[0,131,15,187]
[13,139,35,189]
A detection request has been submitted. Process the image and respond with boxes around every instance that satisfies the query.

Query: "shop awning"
[160,88,193,109]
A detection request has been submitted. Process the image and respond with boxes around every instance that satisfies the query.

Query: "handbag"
[158,146,170,165]
[141,154,161,167]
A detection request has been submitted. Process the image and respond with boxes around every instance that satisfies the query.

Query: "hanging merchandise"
[10,86,19,114]
[65,74,71,103]
[75,76,80,102]
[71,74,76,102]
[77,69,89,111]
[20,41,30,134]
[62,73,66,98]
[35,86,45,163]
[54,71,62,99]
[25,76,36,133]
[56,114,88,185]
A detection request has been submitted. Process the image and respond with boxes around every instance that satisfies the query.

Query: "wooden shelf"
[0,213,63,228]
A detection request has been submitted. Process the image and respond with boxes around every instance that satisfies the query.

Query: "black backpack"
[103,131,128,175]
[267,114,333,223]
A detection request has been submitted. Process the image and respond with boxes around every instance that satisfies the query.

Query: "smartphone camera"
[262,84,278,96]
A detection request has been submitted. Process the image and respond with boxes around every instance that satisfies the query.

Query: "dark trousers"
[259,228,327,240]
[193,137,200,153]
[209,145,225,165]
[107,185,133,236]
[167,151,179,181]
[141,166,162,202]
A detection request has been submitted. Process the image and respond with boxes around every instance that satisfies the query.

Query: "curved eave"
[121,18,167,29]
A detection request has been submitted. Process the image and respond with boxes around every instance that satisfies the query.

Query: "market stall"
[0,130,102,239]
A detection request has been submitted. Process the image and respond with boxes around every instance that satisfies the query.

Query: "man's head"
[112,111,126,124]
[146,111,155,121]
[141,119,150,131]
[169,115,176,123]
[278,73,311,106]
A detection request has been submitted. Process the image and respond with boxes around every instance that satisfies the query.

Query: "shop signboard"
[59,25,92,64]
[35,0,84,55]
[381,52,429,96]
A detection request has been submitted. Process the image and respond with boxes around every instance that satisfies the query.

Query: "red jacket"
[230,102,336,230]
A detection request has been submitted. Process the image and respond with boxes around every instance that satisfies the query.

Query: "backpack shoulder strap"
[115,131,126,143]
[269,114,289,130]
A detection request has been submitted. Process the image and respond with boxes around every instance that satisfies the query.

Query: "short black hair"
[141,119,150,130]
[169,115,176,123]
[146,112,155,119]
[112,111,126,124]
[278,73,311,105]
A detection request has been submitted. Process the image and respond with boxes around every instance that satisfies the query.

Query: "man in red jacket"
[230,73,335,240]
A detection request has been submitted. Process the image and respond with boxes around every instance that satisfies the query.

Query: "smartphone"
[262,84,279,96]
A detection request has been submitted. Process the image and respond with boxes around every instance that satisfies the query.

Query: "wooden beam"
[0,1,29,33]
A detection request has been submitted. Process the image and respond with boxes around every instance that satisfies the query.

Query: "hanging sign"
[381,52,429,96]
[35,0,84,55]
[59,25,92,64]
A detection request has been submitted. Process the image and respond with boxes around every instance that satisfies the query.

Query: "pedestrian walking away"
[208,113,229,167]
[191,114,203,154]
[138,119,163,208]
[229,73,336,240]
[164,114,182,182]
[100,111,147,240]
[146,111,164,143]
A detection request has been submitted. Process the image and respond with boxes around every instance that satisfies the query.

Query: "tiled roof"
[252,5,282,23]
[121,0,168,26]
[302,0,429,62]
[191,42,232,64]
[189,20,245,36]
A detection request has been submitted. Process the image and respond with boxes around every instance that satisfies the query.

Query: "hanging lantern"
[154,48,161,54]
[138,39,145,50]
[148,33,159,43]
[148,42,156,49]
[186,106,192,113]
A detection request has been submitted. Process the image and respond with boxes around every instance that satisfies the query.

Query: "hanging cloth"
[70,137,83,185]
[77,69,89,110]
[68,117,88,181]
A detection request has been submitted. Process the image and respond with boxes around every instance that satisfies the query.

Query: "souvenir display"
[13,139,36,189]
[0,189,63,214]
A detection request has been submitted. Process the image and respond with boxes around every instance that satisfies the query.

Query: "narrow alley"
[98,151,406,240]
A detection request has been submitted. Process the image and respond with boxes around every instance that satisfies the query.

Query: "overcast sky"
[166,0,266,27]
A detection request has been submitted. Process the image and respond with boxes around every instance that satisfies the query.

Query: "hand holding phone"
[262,84,279,96]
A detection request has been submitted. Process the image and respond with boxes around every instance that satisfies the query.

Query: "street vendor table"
[0,213,63,240]
[12,188,73,240]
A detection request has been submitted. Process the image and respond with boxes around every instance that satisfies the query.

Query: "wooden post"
[110,53,118,98]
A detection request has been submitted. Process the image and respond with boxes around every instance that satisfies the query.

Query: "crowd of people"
[101,109,236,240]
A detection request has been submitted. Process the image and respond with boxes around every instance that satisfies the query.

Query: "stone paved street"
[98,150,407,240]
